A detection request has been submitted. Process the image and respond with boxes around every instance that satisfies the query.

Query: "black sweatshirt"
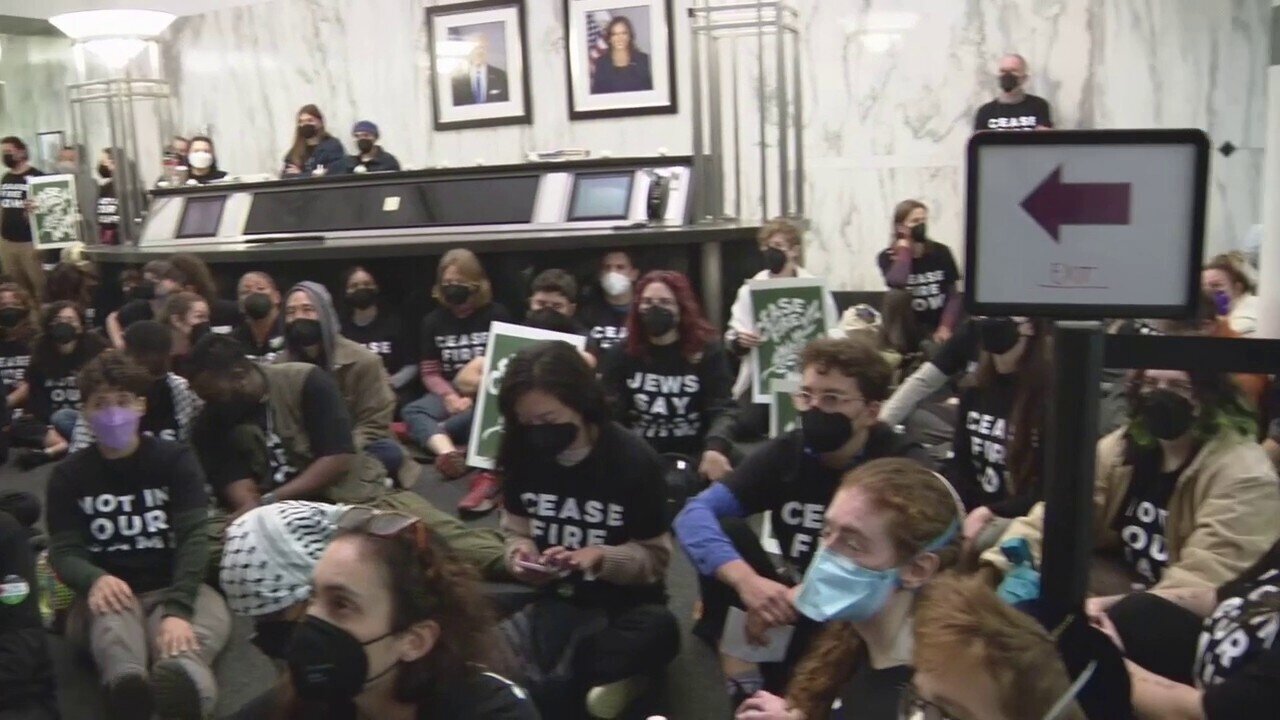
[948,373,1041,518]
[600,339,736,458]
[1199,538,1280,719]
[0,510,57,714]
[46,437,210,619]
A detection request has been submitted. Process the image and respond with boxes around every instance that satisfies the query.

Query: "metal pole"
[690,0,708,221]
[790,24,805,217]
[756,1,767,219]
[1040,320,1103,623]
[708,36,724,219]
[732,36,742,220]
[1259,0,1280,338]
[775,2,789,216]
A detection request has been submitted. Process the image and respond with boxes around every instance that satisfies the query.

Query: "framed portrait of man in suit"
[564,0,677,120]
[427,0,532,131]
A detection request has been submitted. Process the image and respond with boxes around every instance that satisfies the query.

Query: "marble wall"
[0,33,75,158]
[0,0,1267,289]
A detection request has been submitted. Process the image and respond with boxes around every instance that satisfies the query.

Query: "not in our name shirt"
[973,94,1054,131]
[419,303,511,380]
[1114,444,1193,586]
[724,426,930,572]
[502,421,668,608]
[0,167,42,243]
[44,437,208,594]
[1195,539,1280,706]
[876,241,961,331]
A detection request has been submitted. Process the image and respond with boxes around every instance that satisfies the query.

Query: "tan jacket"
[982,427,1280,590]
[278,336,395,451]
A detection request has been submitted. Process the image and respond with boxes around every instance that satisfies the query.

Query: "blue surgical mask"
[795,519,960,623]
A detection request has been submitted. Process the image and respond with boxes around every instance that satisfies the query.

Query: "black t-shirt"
[228,668,538,720]
[195,367,353,498]
[141,376,180,442]
[502,422,668,608]
[578,299,631,355]
[209,298,242,336]
[0,168,42,243]
[342,309,409,376]
[837,660,913,720]
[96,180,119,243]
[0,338,31,396]
[973,94,1054,131]
[600,340,734,457]
[231,322,285,364]
[724,425,931,571]
[877,241,961,331]
[27,365,82,423]
[948,373,1039,517]
[419,303,511,380]
[116,298,155,329]
[1114,444,1193,585]
[1195,540,1280,700]
[44,437,208,594]
[930,318,979,377]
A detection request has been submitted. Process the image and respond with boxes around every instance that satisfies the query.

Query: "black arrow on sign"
[1020,165,1132,242]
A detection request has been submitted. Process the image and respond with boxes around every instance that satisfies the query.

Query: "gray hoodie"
[280,280,340,368]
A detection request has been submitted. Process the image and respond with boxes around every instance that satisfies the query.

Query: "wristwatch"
[260,491,279,505]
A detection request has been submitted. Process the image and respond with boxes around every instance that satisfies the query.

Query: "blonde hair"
[757,217,803,252]
[914,574,1086,720]
[432,248,493,307]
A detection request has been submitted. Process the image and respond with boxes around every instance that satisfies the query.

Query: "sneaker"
[458,471,501,514]
[105,672,153,720]
[150,658,204,720]
[585,675,647,719]
[434,450,468,480]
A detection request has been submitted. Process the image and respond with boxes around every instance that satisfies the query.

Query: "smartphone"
[515,559,557,574]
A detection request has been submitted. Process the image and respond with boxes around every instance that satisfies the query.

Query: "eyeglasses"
[1138,377,1194,396]
[897,660,1096,720]
[335,506,429,551]
[792,390,863,413]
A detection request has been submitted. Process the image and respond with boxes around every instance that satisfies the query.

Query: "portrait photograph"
[427,0,532,131]
[564,0,677,120]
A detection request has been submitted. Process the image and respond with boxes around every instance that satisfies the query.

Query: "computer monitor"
[568,172,634,221]
[176,196,226,239]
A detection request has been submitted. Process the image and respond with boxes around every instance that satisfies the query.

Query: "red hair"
[624,270,715,362]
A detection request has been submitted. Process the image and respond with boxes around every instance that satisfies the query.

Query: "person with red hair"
[600,270,738,482]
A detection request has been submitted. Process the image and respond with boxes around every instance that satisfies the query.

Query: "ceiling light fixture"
[49,9,176,69]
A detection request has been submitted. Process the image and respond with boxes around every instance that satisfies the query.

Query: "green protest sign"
[28,174,81,250]
[769,377,800,438]
[466,322,587,470]
[748,277,834,403]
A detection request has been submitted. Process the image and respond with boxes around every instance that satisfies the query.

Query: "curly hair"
[785,458,963,720]
[624,270,715,362]
[77,349,152,401]
[800,336,893,402]
[0,282,38,344]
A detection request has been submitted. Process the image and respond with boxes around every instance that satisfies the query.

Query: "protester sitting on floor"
[1088,534,1280,720]
[497,341,679,719]
[47,350,231,720]
[187,334,510,580]
[219,501,538,720]
[0,504,59,720]
[600,269,738,482]
[675,336,930,706]
[160,291,210,377]
[339,265,417,406]
[908,574,1088,720]
[17,301,109,469]
[106,259,178,347]
[981,367,1280,595]
[232,271,285,363]
[403,248,511,478]
[0,281,37,416]
[734,458,963,720]
[877,199,962,357]
[276,281,420,488]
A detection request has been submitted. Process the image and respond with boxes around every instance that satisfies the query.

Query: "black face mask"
[1,153,17,169]
[0,307,26,328]
[286,615,397,702]
[800,408,855,454]
[441,284,473,307]
[243,292,274,320]
[356,138,375,154]
[48,322,78,344]
[910,223,928,244]
[641,306,676,337]
[524,307,570,332]
[1138,389,1196,441]
[347,288,377,310]
[97,163,112,179]
[999,72,1020,93]
[979,317,1022,355]
[189,322,211,344]
[762,247,787,274]
[298,124,319,140]
[131,280,156,301]
[285,318,323,350]
[522,422,579,457]
[252,620,296,660]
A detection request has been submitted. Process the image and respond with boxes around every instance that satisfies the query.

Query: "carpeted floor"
[2,458,731,719]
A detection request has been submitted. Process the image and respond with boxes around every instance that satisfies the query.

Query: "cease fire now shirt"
[973,94,1054,131]
[0,168,42,243]
[578,298,630,355]
[0,338,31,395]
[877,241,961,331]
[342,309,409,377]
[947,373,1039,518]
[419,303,511,380]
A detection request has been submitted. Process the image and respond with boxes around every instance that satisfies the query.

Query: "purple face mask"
[89,406,142,451]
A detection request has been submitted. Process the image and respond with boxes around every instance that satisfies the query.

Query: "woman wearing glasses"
[220,501,538,719]
[674,336,932,709]
[599,269,738,482]
[734,458,964,720]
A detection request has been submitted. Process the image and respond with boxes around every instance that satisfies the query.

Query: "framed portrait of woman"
[564,0,677,120]
[427,0,533,131]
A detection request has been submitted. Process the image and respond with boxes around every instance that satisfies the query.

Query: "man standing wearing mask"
[974,54,1054,132]
[276,281,419,489]
[673,336,931,704]
[335,121,401,175]
[0,137,45,299]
